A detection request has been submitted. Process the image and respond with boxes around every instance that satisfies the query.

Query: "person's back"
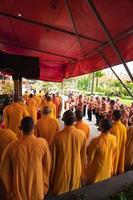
[0,117,51,200]
[42,96,56,118]
[35,107,60,145]
[26,94,38,124]
[110,110,127,175]
[75,110,90,142]
[3,96,29,137]
[50,110,86,195]
[125,121,133,171]
[84,119,117,184]
[0,128,17,161]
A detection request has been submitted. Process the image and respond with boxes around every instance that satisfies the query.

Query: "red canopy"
[0,0,133,82]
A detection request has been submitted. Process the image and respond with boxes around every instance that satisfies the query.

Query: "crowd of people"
[0,90,132,200]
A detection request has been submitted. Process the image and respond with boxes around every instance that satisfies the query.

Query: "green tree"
[77,76,91,91]
[94,71,104,92]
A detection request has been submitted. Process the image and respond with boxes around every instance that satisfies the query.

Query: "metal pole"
[64,0,85,58]
[98,50,133,98]
[87,0,133,82]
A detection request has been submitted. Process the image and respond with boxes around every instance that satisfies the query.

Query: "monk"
[0,117,51,200]
[42,96,56,118]
[110,110,127,175]
[35,106,60,146]
[0,128,17,161]
[84,119,117,184]
[125,116,133,171]
[75,110,90,143]
[56,93,63,118]
[26,94,38,124]
[50,110,86,195]
[3,95,29,137]
[53,94,60,118]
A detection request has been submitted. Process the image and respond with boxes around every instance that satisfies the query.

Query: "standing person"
[0,117,51,200]
[99,97,108,122]
[53,94,60,118]
[95,96,101,125]
[3,95,29,137]
[42,96,56,118]
[84,119,117,184]
[76,95,84,112]
[87,98,93,121]
[0,128,17,161]
[83,96,88,117]
[110,110,127,175]
[35,106,60,146]
[56,93,63,118]
[50,110,86,195]
[75,110,90,143]
[125,116,133,171]
[26,94,38,125]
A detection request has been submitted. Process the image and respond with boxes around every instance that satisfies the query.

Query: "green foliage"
[77,76,91,91]
[110,184,133,200]
[74,194,88,200]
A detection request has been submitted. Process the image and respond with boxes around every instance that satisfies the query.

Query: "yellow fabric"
[41,101,56,118]
[3,103,29,137]
[0,128,17,161]
[0,135,51,200]
[35,115,60,146]
[110,120,127,175]
[26,98,38,124]
[40,98,47,109]
[75,120,90,142]
[85,133,117,184]
[50,126,86,195]
[125,125,133,171]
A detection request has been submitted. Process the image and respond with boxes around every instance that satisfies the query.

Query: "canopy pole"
[98,50,133,98]
[87,0,133,82]
[12,74,22,97]
[64,0,85,58]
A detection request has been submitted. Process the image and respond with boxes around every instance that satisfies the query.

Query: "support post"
[12,74,22,97]
[97,50,133,98]
[87,0,133,82]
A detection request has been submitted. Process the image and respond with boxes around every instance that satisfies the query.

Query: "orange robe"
[85,133,117,184]
[53,97,60,118]
[110,120,127,175]
[57,96,63,117]
[3,102,29,137]
[125,125,133,171]
[0,128,17,161]
[26,98,38,124]
[75,120,90,143]
[0,135,51,200]
[41,101,56,118]
[35,115,60,146]
[50,126,86,195]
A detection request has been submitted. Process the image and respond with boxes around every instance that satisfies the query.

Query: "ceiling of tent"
[0,0,133,82]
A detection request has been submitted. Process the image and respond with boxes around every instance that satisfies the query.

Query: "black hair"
[110,100,115,105]
[29,94,33,98]
[21,117,34,134]
[62,110,76,126]
[113,110,122,121]
[75,110,83,121]
[100,118,112,133]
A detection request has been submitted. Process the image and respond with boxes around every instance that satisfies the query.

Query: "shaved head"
[42,106,51,115]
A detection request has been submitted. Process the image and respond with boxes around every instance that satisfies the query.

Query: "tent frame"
[87,0,133,82]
